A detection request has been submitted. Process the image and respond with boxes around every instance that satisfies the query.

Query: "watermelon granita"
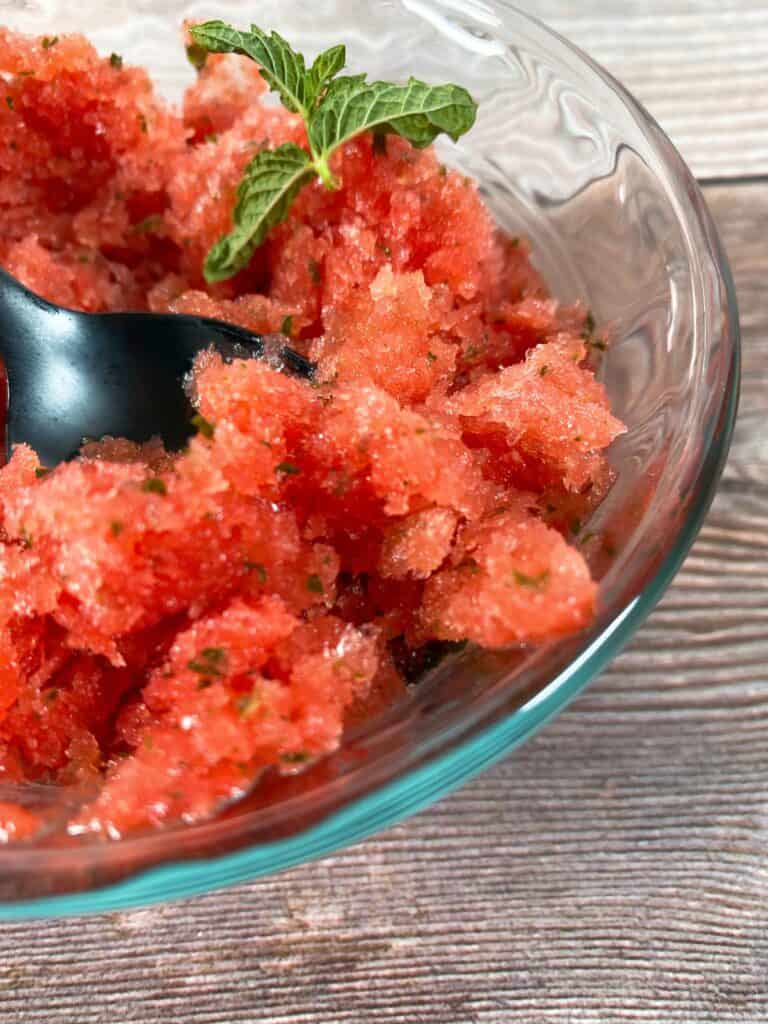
[0,27,625,841]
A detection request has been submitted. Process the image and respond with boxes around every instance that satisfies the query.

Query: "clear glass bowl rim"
[0,3,740,919]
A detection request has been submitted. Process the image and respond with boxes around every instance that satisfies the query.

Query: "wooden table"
[2,4,768,1021]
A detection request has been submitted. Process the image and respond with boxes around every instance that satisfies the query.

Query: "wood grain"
[0,189,765,1024]
[528,1,768,179]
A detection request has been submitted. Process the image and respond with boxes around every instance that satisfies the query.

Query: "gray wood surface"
[1,5,767,1024]
[535,0,768,179]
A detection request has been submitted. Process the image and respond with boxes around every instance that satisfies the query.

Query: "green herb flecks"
[191,412,215,439]
[280,314,294,337]
[141,477,167,495]
[132,214,162,235]
[306,574,324,594]
[109,53,123,69]
[189,21,477,283]
[237,685,262,719]
[282,751,311,764]
[582,310,607,350]
[511,569,550,590]
[187,647,228,679]
[276,461,300,476]
[244,560,268,583]
[307,258,321,284]
[42,36,58,50]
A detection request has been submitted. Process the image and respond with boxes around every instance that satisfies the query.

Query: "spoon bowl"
[0,268,313,466]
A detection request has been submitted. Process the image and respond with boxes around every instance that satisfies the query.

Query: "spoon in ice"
[0,267,314,466]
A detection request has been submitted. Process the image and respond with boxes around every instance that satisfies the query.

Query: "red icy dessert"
[0,26,624,840]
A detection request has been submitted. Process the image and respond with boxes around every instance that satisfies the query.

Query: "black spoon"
[0,267,314,466]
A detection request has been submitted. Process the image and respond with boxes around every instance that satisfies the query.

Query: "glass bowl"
[0,0,739,918]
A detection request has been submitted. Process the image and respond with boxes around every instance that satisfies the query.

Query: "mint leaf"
[307,44,346,106]
[190,21,312,118]
[309,76,477,159]
[204,143,314,283]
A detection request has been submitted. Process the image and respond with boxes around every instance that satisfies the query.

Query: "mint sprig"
[189,21,477,283]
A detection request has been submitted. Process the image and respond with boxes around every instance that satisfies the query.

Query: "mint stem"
[312,153,338,190]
